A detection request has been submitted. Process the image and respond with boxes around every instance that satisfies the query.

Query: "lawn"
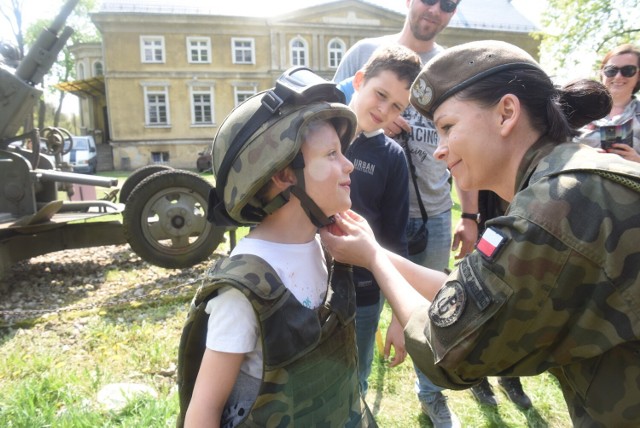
[0,169,572,427]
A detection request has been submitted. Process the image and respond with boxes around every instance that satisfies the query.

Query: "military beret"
[410,40,543,120]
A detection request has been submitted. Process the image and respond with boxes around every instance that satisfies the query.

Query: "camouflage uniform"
[177,254,376,427]
[405,138,640,427]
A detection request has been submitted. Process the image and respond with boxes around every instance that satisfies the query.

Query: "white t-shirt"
[205,235,327,379]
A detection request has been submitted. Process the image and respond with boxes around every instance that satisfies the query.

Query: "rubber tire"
[119,164,173,203]
[122,169,225,269]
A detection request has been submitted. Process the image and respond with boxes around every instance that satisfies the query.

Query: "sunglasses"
[421,0,458,13]
[602,65,638,78]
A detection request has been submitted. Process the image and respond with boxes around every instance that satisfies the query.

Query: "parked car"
[64,135,98,174]
[196,151,212,172]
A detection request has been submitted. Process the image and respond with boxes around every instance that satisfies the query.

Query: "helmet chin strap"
[289,185,334,228]
[261,151,333,228]
[288,151,333,228]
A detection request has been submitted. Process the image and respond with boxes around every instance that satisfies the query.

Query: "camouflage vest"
[176,254,376,428]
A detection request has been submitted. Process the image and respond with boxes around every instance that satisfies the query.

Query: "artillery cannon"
[0,0,226,281]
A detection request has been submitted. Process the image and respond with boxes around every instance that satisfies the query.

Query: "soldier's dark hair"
[361,44,422,89]
[453,68,611,142]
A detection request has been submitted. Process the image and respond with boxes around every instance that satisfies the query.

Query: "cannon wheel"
[122,169,225,268]
[119,164,173,204]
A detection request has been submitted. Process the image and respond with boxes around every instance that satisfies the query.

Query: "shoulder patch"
[476,227,508,261]
[429,281,466,327]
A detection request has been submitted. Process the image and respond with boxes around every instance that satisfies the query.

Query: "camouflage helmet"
[208,67,356,226]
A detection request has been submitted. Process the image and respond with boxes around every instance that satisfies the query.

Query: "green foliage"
[540,0,640,76]
[21,0,101,127]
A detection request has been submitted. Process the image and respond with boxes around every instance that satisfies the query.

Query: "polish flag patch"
[476,227,508,260]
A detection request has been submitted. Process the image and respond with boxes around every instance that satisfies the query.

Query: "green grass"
[369,304,570,427]
[0,172,572,427]
[0,304,185,427]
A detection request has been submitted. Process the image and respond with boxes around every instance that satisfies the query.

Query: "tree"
[0,0,26,57]
[25,0,99,129]
[1,0,99,131]
[540,0,640,79]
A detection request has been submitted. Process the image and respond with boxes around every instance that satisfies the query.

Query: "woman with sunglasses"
[578,43,640,162]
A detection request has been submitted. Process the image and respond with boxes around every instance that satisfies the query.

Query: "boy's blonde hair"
[360,44,422,89]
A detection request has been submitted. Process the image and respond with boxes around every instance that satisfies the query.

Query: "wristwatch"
[461,212,480,224]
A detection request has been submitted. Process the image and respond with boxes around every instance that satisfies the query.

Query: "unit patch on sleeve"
[459,258,491,311]
[476,227,508,261]
[429,281,466,328]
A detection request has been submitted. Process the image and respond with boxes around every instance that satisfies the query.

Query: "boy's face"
[352,70,411,134]
[302,121,354,216]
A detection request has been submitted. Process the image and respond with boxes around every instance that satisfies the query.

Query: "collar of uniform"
[514,136,557,195]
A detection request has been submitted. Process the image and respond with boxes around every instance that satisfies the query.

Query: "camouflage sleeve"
[405,171,640,391]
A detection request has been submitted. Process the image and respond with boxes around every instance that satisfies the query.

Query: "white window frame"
[187,37,211,64]
[190,84,215,126]
[142,83,170,127]
[140,36,165,63]
[327,38,346,69]
[233,83,258,107]
[231,37,255,64]
[289,37,308,67]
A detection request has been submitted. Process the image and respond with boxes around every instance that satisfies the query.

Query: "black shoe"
[498,377,532,409]
[470,378,497,407]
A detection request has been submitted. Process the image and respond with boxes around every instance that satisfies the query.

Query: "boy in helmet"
[178,68,376,427]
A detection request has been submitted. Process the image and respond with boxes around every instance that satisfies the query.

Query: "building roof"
[97,0,537,33]
[56,76,105,98]
[450,0,537,32]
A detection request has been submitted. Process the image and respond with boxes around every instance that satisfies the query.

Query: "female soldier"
[320,40,640,427]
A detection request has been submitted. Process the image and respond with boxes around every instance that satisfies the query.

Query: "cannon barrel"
[15,0,79,84]
[32,169,118,188]
[1,0,78,140]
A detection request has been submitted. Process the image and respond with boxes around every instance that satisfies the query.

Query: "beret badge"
[412,77,433,108]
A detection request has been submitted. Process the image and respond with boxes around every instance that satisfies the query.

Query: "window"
[233,84,257,107]
[190,85,214,125]
[187,37,211,63]
[290,37,308,67]
[232,38,255,64]
[93,61,103,77]
[327,38,345,69]
[151,151,170,164]
[143,84,170,126]
[140,36,165,63]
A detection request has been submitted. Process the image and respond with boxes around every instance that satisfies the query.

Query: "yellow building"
[63,0,539,170]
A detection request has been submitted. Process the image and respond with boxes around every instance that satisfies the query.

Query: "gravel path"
[0,243,227,326]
